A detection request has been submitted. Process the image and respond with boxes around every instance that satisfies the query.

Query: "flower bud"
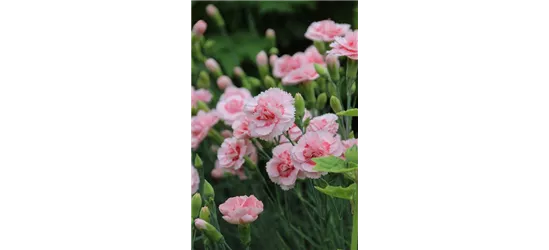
[203,180,215,201]
[351,82,356,94]
[199,206,211,222]
[192,43,205,62]
[194,155,203,169]
[233,67,245,78]
[326,54,340,82]
[265,28,276,48]
[194,218,223,243]
[247,77,261,88]
[269,47,279,55]
[216,75,233,90]
[300,81,316,109]
[191,193,202,218]
[203,40,215,54]
[196,101,210,112]
[192,20,207,36]
[206,4,225,28]
[221,130,232,138]
[269,55,278,68]
[256,51,268,67]
[205,58,222,77]
[330,96,343,113]
[294,93,305,119]
[328,82,337,98]
[264,75,276,89]
[314,63,330,79]
[197,71,210,89]
[316,93,327,110]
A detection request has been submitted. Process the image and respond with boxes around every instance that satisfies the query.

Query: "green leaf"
[345,145,358,164]
[336,108,358,117]
[312,156,357,173]
[315,183,357,200]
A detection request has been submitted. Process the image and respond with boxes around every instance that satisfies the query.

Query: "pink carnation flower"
[220,86,252,102]
[191,87,213,108]
[342,138,358,150]
[279,123,303,144]
[217,137,255,170]
[291,131,344,179]
[328,30,358,60]
[282,64,319,85]
[232,117,251,139]
[307,113,339,134]
[305,20,351,42]
[244,88,295,139]
[272,53,307,78]
[192,165,200,195]
[219,195,264,225]
[191,110,219,150]
[216,94,247,126]
[266,143,301,190]
[304,46,325,65]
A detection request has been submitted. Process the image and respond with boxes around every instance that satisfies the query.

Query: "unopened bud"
[192,20,207,36]
[233,67,245,79]
[269,47,279,55]
[294,93,305,119]
[196,101,210,112]
[314,63,329,79]
[216,75,233,90]
[330,96,343,113]
[301,81,316,109]
[191,193,202,218]
[266,28,276,48]
[203,180,215,201]
[248,77,261,88]
[316,93,327,110]
[199,206,211,222]
[326,54,340,82]
[256,51,268,67]
[206,4,225,28]
[197,71,210,89]
[194,155,203,168]
[264,76,276,89]
[194,218,223,243]
[205,58,222,77]
[203,40,215,54]
[351,82,356,94]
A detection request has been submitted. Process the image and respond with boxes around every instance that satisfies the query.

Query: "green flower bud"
[351,82,356,94]
[269,47,279,55]
[197,71,210,89]
[194,155,203,169]
[294,93,305,119]
[194,218,223,243]
[330,96,343,113]
[326,54,340,82]
[349,130,355,139]
[191,106,198,116]
[300,81,316,109]
[192,43,205,62]
[316,93,327,110]
[196,101,210,112]
[203,40,215,54]
[191,193,202,218]
[206,4,225,28]
[328,82,337,98]
[203,180,215,201]
[314,63,330,79]
[199,206,210,222]
[247,77,261,88]
[264,76,276,89]
[266,28,276,48]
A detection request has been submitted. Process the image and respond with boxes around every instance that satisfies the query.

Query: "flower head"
[307,113,339,134]
[291,131,344,178]
[305,20,351,42]
[217,137,255,170]
[266,143,301,190]
[219,195,264,225]
[304,46,325,65]
[216,94,247,126]
[328,30,358,60]
[192,20,207,36]
[216,75,233,90]
[232,117,251,139]
[244,88,295,140]
[273,53,307,78]
[191,87,212,108]
[282,64,319,85]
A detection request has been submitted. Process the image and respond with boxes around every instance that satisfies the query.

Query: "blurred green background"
[192,1,358,76]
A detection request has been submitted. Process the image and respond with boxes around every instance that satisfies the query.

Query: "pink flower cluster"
[274,46,324,85]
[191,110,219,150]
[191,87,212,108]
[328,30,358,60]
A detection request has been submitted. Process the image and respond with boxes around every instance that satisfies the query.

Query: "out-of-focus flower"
[291,131,344,178]
[216,94,247,126]
[305,20,351,42]
[220,86,252,102]
[232,117,251,139]
[216,75,233,90]
[272,53,306,78]
[205,58,221,74]
[191,110,219,150]
[304,46,325,65]
[282,64,319,85]
[192,165,200,195]
[191,87,212,108]
[269,55,278,68]
[219,195,264,225]
[328,30,358,60]
[244,88,295,140]
[256,51,268,66]
[192,20,207,36]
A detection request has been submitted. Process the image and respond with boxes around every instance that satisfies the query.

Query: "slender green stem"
[283,132,295,146]
[351,190,358,250]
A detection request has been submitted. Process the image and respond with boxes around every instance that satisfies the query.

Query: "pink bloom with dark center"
[307,113,339,134]
[291,131,344,179]
[328,30,358,60]
[266,143,301,190]
[244,88,295,140]
[191,110,219,150]
[219,195,264,225]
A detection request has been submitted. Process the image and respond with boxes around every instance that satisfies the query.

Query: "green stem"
[208,129,224,145]
[351,190,358,250]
